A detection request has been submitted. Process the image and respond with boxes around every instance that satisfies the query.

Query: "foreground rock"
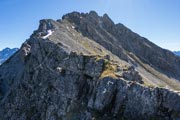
[0,11,180,120]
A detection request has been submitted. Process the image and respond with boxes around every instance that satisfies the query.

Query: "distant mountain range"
[0,48,18,65]
[174,51,180,56]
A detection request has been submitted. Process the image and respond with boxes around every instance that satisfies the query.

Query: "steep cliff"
[0,11,180,120]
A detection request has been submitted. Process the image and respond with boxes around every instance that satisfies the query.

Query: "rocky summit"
[0,11,180,120]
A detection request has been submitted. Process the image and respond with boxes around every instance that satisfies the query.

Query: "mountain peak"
[102,13,114,24]
[0,11,180,119]
[89,10,98,17]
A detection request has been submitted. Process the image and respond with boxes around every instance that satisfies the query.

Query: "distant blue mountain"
[174,51,180,56]
[0,48,18,65]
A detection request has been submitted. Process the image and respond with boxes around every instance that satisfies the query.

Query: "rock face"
[0,11,180,120]
[0,48,18,65]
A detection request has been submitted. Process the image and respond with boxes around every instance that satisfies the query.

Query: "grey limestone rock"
[0,11,180,120]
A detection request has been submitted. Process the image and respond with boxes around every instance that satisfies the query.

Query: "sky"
[0,0,180,51]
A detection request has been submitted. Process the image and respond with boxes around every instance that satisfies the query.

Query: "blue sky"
[0,0,180,51]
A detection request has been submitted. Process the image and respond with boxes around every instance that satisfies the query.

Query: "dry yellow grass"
[100,60,118,79]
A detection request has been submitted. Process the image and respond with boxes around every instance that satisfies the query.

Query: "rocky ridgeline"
[63,11,180,80]
[0,11,180,120]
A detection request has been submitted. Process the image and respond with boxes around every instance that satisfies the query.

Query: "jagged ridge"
[0,11,180,120]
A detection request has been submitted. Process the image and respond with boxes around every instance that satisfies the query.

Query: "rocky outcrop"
[0,11,180,120]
